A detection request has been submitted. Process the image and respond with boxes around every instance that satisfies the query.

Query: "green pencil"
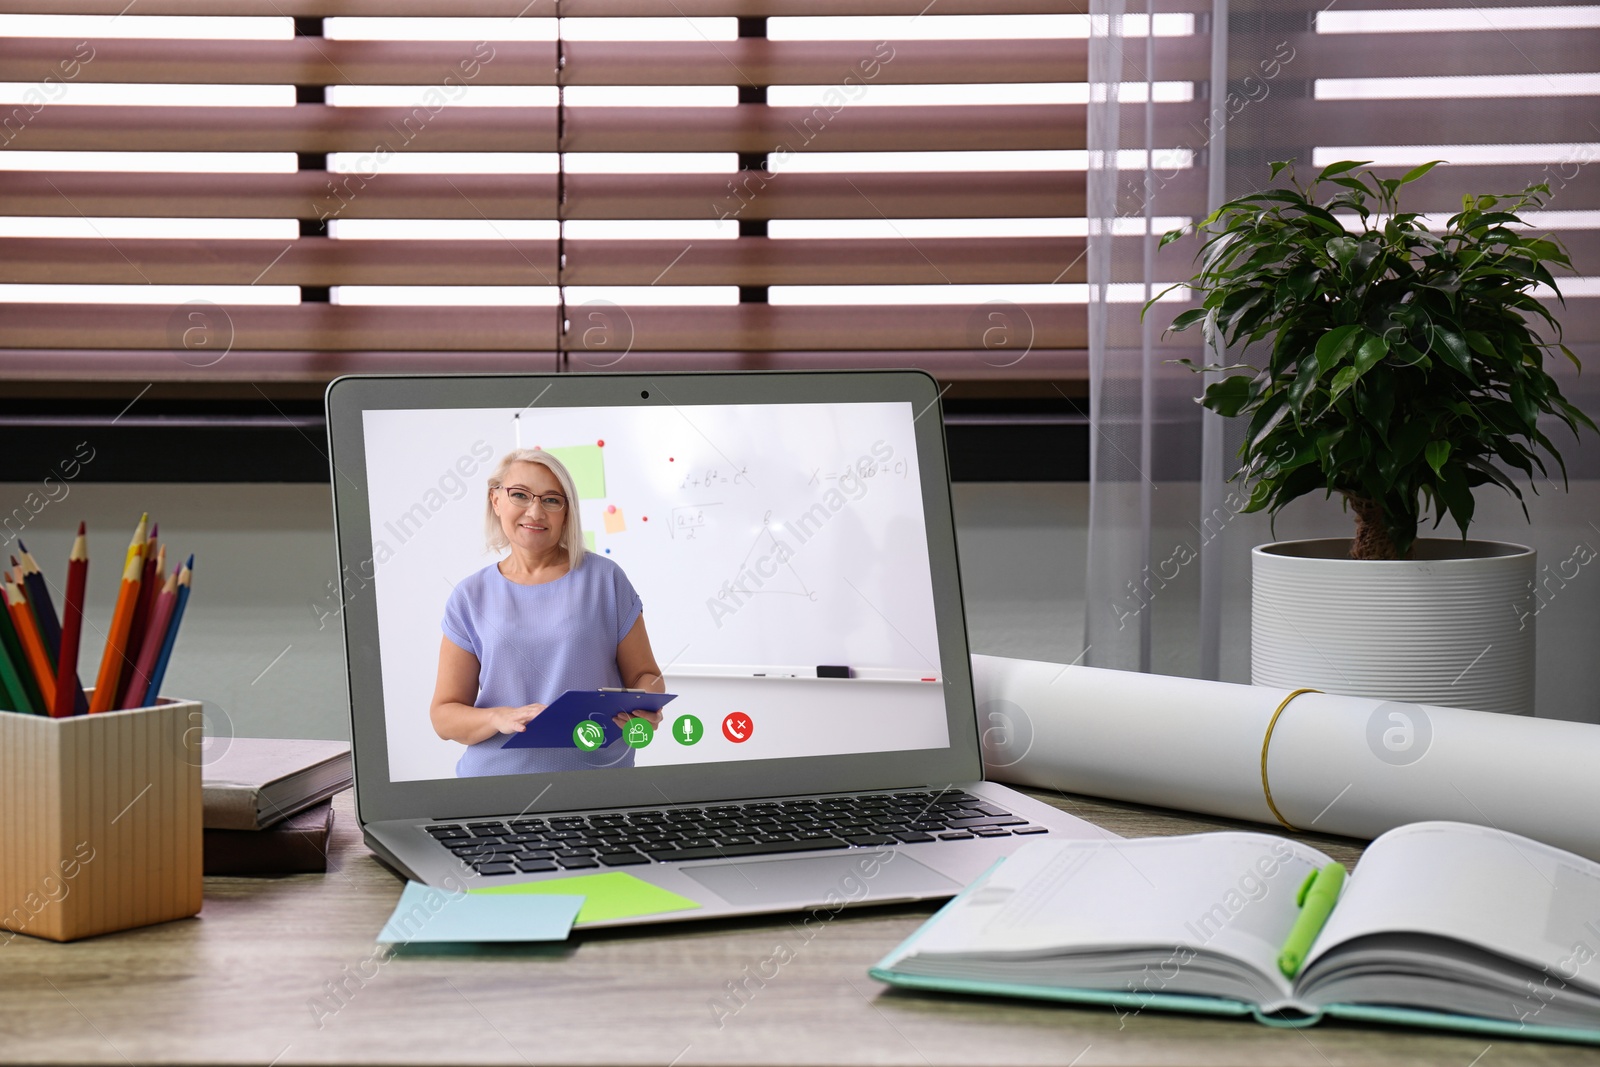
[0,597,39,713]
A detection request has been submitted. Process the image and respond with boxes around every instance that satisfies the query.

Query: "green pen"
[1277,862,1346,979]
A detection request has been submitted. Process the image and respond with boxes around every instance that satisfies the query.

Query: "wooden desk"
[1,788,1585,1066]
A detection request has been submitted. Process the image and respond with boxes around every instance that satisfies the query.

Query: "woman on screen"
[429,448,665,775]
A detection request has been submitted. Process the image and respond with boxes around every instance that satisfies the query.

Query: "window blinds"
[0,1,1147,388]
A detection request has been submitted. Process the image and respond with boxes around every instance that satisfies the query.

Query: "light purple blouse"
[442,553,644,776]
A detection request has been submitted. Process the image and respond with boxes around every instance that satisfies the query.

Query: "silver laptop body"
[326,370,1107,928]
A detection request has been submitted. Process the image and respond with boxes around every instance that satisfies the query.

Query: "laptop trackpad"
[683,852,957,907]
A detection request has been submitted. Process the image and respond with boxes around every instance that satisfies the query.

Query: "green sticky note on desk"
[546,444,605,499]
[471,871,700,925]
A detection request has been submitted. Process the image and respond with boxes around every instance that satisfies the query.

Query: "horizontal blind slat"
[11,103,1093,151]
[0,236,557,285]
[0,172,559,218]
[0,171,1083,218]
[1276,28,1600,79]
[0,38,549,86]
[0,235,1108,285]
[0,348,1091,382]
[0,0,1099,14]
[1,304,563,350]
[1278,98,1600,146]
[0,38,1100,86]
[0,302,1090,350]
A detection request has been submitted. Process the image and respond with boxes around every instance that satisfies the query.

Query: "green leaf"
[1245,389,1290,451]
[1396,160,1444,186]
[1284,263,1319,302]
[1269,160,1294,180]
[1287,352,1322,414]
[1158,227,1189,250]
[1294,205,1351,236]
[1316,160,1374,182]
[1314,324,1365,367]
[1425,440,1451,476]
[1352,333,1388,375]
[1327,236,1359,273]
[1202,375,1256,418]
[1510,379,1538,429]
[1328,175,1376,198]
[1428,326,1474,377]
[1329,365,1360,400]
[1436,464,1476,537]
[1464,330,1496,358]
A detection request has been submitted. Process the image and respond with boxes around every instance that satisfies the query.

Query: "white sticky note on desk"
[378,881,583,943]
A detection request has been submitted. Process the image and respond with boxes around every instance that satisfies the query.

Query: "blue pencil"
[143,555,191,707]
[15,542,63,659]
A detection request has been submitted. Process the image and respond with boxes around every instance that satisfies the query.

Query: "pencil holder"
[0,696,203,942]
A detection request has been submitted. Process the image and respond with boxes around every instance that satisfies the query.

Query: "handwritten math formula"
[679,466,749,490]
[808,457,910,486]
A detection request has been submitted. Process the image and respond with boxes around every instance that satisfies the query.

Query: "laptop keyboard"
[423,789,1049,876]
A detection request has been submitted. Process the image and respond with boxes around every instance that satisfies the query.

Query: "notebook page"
[908,835,1328,992]
[1306,820,1600,993]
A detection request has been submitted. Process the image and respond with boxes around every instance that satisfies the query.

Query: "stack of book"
[201,737,353,876]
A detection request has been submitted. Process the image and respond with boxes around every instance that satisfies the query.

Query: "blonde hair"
[484,448,585,571]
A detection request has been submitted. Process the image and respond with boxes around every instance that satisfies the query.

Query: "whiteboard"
[361,401,941,782]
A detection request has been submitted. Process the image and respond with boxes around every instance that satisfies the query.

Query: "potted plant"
[1156,160,1594,715]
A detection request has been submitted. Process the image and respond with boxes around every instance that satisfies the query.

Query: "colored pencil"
[90,517,146,714]
[122,513,148,572]
[144,555,191,708]
[53,524,89,718]
[0,608,36,713]
[15,540,63,661]
[105,513,148,705]
[118,525,160,707]
[5,577,56,712]
[120,567,177,710]
[0,582,44,713]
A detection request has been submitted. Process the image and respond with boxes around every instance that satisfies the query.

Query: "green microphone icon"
[673,714,703,746]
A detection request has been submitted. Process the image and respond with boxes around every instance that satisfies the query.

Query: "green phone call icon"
[572,720,606,751]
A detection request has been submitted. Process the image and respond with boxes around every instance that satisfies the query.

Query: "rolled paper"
[972,653,1600,863]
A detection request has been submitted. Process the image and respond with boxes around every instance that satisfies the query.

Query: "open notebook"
[871,822,1600,1043]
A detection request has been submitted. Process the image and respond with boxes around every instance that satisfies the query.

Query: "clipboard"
[500,689,678,749]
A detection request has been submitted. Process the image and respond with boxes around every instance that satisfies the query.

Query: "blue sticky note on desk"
[378,881,583,943]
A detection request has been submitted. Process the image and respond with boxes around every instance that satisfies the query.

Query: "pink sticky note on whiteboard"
[603,507,626,534]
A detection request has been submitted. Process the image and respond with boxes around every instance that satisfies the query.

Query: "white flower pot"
[1252,538,1536,716]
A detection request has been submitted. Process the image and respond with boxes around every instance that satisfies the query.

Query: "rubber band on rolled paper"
[1260,688,1320,832]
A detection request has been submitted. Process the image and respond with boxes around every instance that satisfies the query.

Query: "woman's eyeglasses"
[496,487,568,513]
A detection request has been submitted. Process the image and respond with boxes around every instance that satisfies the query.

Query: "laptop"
[325,370,1108,928]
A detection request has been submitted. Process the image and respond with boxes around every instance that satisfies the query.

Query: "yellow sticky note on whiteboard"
[603,506,626,534]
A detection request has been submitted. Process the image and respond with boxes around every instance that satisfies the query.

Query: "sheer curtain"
[1084,0,1211,677]
[1085,0,1600,721]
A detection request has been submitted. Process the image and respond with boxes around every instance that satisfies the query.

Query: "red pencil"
[118,524,160,707]
[53,523,89,718]
[120,565,177,710]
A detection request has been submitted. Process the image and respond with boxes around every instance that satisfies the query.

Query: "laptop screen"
[359,397,951,785]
